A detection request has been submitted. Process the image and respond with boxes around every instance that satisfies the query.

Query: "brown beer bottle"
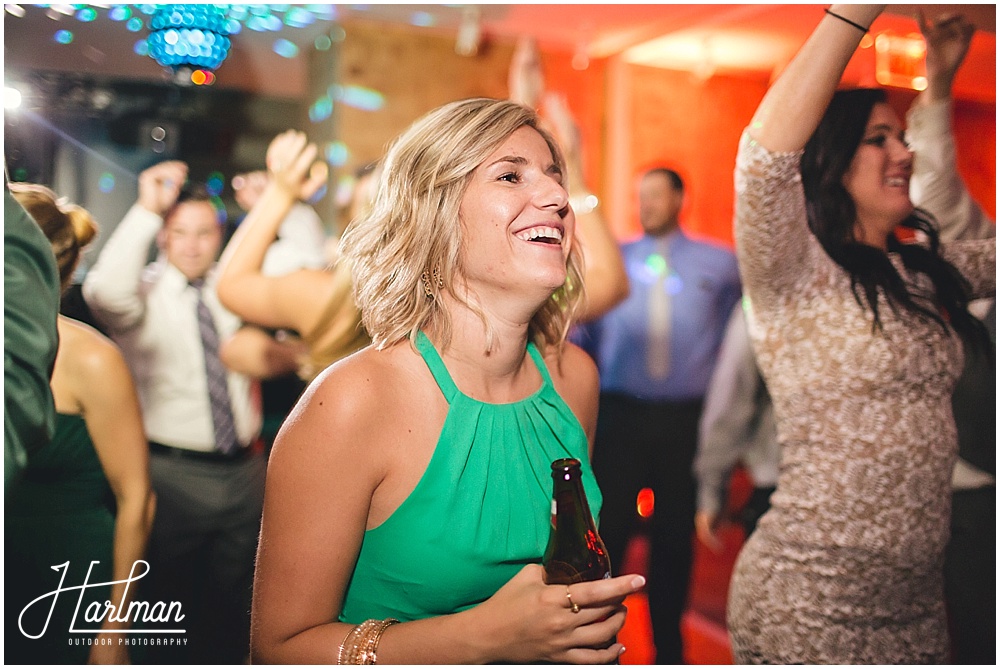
[542,457,612,584]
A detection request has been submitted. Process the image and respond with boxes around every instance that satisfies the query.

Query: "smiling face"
[161,200,223,281]
[842,102,914,248]
[458,125,573,303]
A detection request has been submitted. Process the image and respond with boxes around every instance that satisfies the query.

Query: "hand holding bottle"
[468,563,645,664]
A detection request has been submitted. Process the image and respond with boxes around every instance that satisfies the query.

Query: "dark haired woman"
[726,4,994,663]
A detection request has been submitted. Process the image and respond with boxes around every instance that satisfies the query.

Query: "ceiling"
[3,4,996,102]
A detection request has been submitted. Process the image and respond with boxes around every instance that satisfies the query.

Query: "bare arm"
[220,326,307,379]
[748,5,884,152]
[907,13,994,242]
[735,5,884,303]
[67,324,155,663]
[542,95,629,322]
[508,39,629,322]
[83,161,188,333]
[216,131,331,334]
[693,305,759,552]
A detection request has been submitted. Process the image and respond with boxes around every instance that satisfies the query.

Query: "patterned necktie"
[190,279,238,455]
[646,243,672,379]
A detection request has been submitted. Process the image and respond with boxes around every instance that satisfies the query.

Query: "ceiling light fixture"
[146,4,231,86]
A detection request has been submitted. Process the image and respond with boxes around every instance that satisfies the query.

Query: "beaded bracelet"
[337,618,400,665]
[824,8,869,34]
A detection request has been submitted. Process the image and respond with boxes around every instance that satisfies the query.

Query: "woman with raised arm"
[216,139,368,383]
[727,5,994,663]
[6,184,155,664]
[249,98,645,664]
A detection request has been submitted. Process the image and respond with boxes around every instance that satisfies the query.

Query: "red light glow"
[636,487,654,518]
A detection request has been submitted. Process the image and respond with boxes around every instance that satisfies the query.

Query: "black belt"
[149,441,251,463]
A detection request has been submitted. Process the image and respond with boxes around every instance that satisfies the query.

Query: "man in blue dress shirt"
[578,167,741,664]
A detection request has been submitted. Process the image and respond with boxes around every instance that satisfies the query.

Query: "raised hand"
[918,11,975,101]
[541,92,582,166]
[137,160,187,216]
[695,509,724,554]
[266,130,329,203]
[508,37,544,109]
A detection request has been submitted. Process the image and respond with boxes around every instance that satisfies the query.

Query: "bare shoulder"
[270,340,441,480]
[541,341,599,393]
[540,341,600,440]
[58,317,131,380]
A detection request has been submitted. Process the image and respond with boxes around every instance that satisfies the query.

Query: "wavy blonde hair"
[10,182,98,293]
[339,97,585,352]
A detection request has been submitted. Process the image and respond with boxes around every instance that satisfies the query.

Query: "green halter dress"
[339,332,603,623]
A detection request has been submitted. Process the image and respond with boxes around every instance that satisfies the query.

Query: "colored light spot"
[210,196,227,224]
[190,69,207,85]
[246,15,269,31]
[665,275,684,295]
[273,38,298,58]
[644,253,667,276]
[206,172,225,196]
[410,11,434,27]
[284,7,314,27]
[133,39,149,56]
[109,6,131,21]
[306,4,336,20]
[333,84,384,112]
[54,30,74,44]
[636,488,654,518]
[314,34,332,51]
[126,17,144,32]
[75,8,97,22]
[308,95,333,123]
[225,19,242,35]
[98,173,115,193]
[227,5,248,21]
[324,141,349,167]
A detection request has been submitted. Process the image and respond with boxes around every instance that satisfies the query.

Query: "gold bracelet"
[360,618,399,664]
[337,618,399,665]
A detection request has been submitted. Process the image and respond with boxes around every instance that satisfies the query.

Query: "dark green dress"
[340,332,602,623]
[5,413,115,664]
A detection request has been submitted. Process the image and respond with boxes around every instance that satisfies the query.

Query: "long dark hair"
[801,88,986,347]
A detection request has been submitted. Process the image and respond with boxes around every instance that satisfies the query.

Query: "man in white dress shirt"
[84,161,263,664]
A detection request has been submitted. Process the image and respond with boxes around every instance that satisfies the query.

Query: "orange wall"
[599,63,995,248]
[618,66,769,247]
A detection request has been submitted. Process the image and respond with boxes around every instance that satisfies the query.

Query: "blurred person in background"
[83,162,273,663]
[6,183,155,664]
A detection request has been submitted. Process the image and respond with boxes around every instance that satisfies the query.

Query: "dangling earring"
[421,266,444,300]
[421,270,433,298]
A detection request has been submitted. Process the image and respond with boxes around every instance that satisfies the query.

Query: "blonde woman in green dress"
[250,99,646,664]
